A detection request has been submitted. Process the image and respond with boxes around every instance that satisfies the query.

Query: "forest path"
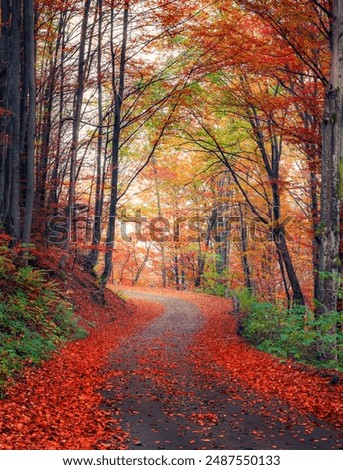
[102,290,342,450]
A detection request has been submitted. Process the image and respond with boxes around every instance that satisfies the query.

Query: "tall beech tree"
[317,0,343,317]
[67,0,91,246]
[3,0,21,241]
[22,0,36,246]
[100,0,129,289]
[85,0,104,273]
[0,0,342,336]
[0,0,36,245]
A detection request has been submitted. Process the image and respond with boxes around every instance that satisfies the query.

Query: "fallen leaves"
[0,292,164,450]
[186,292,343,430]
[190,412,219,426]
[116,287,343,447]
[1,285,341,451]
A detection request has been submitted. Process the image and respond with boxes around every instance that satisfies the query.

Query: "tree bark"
[238,203,252,290]
[133,244,151,285]
[316,0,343,318]
[152,155,167,288]
[271,180,305,305]
[48,12,67,216]
[85,0,104,273]
[7,0,21,242]
[22,0,36,246]
[0,0,11,222]
[67,0,91,245]
[100,1,129,289]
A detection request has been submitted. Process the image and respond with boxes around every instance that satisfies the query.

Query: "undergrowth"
[233,288,343,371]
[0,246,87,393]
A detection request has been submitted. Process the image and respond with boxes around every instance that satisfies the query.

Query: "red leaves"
[187,293,343,429]
[0,293,163,449]
[190,412,219,426]
[1,284,340,450]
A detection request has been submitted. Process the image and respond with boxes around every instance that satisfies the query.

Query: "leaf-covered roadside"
[0,245,87,392]
[97,288,342,449]
[0,287,163,450]
[186,293,343,429]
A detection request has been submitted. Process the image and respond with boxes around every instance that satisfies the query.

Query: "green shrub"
[200,254,230,297]
[0,251,87,391]
[234,289,343,370]
[234,288,259,314]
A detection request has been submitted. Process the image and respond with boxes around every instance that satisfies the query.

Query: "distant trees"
[0,0,341,316]
[162,0,341,310]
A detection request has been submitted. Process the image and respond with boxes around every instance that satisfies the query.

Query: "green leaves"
[0,252,87,392]
[241,299,343,369]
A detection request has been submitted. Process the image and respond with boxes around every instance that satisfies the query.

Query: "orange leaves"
[0,292,163,449]
[190,412,219,426]
[188,292,343,430]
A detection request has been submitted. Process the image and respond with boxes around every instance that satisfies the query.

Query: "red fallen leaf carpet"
[102,288,342,450]
[188,293,343,431]
[0,288,164,450]
[0,286,342,450]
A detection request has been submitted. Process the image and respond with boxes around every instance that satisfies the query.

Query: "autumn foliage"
[188,293,343,430]
[0,279,163,449]
[0,0,342,452]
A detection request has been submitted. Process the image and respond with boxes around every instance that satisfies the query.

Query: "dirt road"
[102,291,342,450]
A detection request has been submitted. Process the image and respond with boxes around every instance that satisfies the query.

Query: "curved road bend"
[101,291,342,450]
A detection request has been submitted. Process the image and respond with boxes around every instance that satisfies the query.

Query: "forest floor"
[0,284,342,449]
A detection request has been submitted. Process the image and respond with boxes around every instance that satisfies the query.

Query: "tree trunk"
[309,167,321,303]
[7,0,21,242]
[238,203,252,290]
[174,254,180,289]
[277,250,291,309]
[316,0,343,320]
[0,0,11,222]
[271,173,305,305]
[48,12,66,217]
[85,0,104,273]
[100,1,129,289]
[22,0,36,246]
[34,16,63,231]
[133,244,151,285]
[67,0,91,246]
[194,255,205,288]
[274,231,305,304]
[152,155,167,288]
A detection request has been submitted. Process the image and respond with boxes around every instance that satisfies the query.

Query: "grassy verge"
[0,247,87,393]
[233,288,343,371]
